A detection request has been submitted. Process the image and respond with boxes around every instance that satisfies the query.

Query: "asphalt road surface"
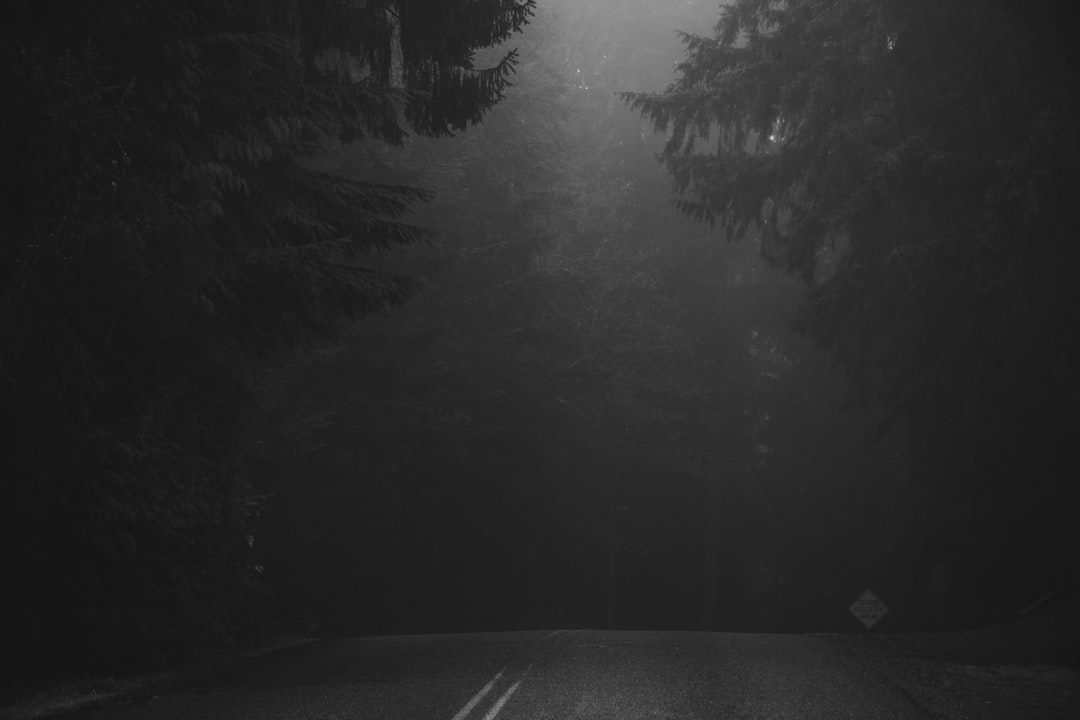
[46,629,985,720]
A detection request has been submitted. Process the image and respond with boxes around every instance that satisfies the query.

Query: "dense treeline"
[248,0,724,636]
[6,0,1068,687]
[248,0,910,637]
[1,0,533,681]
[626,0,1080,622]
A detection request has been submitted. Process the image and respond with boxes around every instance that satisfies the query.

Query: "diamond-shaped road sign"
[849,589,888,629]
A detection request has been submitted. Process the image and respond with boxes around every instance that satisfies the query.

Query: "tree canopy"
[244,0,909,637]
[0,0,533,679]
[625,0,1079,607]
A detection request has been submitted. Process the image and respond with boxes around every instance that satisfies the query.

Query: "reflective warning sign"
[850,589,888,629]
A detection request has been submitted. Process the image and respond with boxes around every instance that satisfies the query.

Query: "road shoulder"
[827,620,1080,719]
[0,635,317,720]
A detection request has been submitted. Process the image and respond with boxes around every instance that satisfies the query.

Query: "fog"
[253,0,1042,638]
[4,0,1076,687]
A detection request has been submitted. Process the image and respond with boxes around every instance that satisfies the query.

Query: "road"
[41,628,988,720]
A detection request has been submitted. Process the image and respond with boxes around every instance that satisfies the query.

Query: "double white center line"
[450,630,570,720]
[450,665,531,720]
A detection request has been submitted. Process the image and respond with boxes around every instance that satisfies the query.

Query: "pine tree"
[0,0,534,678]
[624,0,1080,623]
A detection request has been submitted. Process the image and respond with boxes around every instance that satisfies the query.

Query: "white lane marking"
[481,677,527,720]
[451,669,504,720]
[451,641,547,720]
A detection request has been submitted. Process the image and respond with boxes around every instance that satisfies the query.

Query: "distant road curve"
[46,629,1069,719]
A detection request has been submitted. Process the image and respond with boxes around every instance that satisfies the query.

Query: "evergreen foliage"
[625,0,1080,610]
[1,0,532,680]
[246,1,726,634]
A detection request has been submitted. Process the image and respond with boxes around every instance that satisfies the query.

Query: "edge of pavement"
[0,635,319,720]
[827,585,1080,719]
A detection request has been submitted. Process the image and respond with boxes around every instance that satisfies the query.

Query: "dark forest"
[2,0,1077,700]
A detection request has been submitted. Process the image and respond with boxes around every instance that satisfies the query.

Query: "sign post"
[849,589,888,629]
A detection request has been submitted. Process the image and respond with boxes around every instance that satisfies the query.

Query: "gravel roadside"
[0,635,318,720]
[829,600,1080,720]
